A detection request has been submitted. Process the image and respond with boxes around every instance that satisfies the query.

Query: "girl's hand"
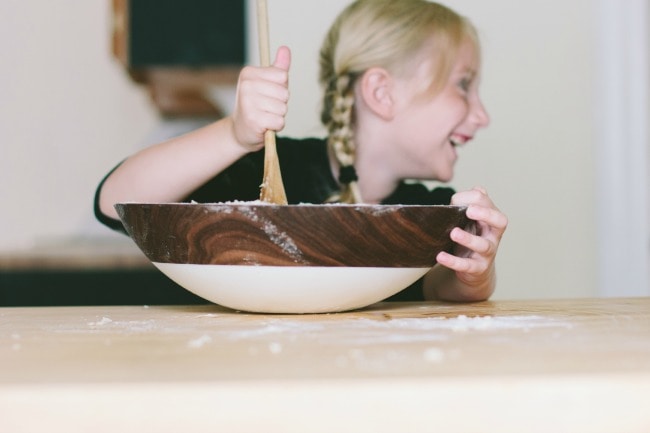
[435,187,508,299]
[231,46,292,151]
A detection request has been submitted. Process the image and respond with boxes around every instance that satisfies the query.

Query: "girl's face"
[387,40,490,182]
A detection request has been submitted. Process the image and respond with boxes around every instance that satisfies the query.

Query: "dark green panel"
[0,269,208,307]
[129,0,246,67]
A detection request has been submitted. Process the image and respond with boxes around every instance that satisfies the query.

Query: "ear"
[358,67,395,120]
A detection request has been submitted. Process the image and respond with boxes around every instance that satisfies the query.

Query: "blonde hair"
[319,0,479,203]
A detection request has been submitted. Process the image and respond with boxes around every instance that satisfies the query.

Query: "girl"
[95,0,508,302]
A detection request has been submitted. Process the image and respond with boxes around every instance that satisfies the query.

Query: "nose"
[471,96,490,129]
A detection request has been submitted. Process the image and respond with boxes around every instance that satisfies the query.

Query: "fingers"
[254,46,291,106]
[239,74,288,128]
[436,250,488,275]
[273,46,291,71]
[450,226,493,257]
[437,226,493,274]
[452,186,508,238]
[471,185,487,195]
[437,186,507,283]
[450,186,489,207]
[466,204,508,237]
[238,64,290,109]
[232,48,292,147]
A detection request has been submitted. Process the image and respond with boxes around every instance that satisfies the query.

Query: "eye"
[458,76,472,93]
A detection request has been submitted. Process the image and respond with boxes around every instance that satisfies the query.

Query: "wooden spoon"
[257,0,288,205]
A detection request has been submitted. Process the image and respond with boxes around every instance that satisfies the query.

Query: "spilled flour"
[224,315,574,345]
[187,335,212,349]
[41,312,575,371]
[88,317,113,326]
[61,313,573,345]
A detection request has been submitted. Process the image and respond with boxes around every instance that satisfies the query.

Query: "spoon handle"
[257,0,288,205]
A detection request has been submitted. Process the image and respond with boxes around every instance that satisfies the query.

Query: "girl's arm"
[98,46,292,220]
[422,187,508,302]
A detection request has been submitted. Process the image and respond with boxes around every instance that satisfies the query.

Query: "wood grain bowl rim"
[115,202,471,268]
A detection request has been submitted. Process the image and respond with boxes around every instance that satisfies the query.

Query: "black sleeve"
[187,150,265,204]
[93,162,128,234]
[92,150,266,234]
[382,182,455,205]
[192,136,337,205]
[384,280,425,302]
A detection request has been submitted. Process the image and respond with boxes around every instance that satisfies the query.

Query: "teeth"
[450,138,462,147]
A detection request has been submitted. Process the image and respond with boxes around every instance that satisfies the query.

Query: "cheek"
[394,94,468,145]
[419,108,463,140]
[445,97,471,122]
[421,97,468,130]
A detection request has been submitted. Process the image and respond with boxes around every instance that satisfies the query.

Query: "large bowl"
[115,203,471,313]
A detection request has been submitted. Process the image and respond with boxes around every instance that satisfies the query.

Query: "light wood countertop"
[1,298,649,432]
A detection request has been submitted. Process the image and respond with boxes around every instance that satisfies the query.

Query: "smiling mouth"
[450,135,471,148]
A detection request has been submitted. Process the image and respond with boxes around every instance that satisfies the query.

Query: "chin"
[436,171,454,183]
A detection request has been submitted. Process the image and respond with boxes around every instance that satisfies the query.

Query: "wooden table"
[1,298,649,432]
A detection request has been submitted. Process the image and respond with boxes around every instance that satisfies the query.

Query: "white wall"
[0,2,159,247]
[452,0,600,299]
[1,1,647,299]
[593,0,650,297]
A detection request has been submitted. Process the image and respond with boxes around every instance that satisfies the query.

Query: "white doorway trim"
[594,0,650,296]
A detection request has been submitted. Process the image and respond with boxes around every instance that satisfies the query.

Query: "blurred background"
[1,0,648,303]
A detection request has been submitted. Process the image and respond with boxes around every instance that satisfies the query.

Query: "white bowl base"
[153,263,430,313]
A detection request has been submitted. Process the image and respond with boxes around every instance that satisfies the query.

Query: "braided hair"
[321,73,361,203]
